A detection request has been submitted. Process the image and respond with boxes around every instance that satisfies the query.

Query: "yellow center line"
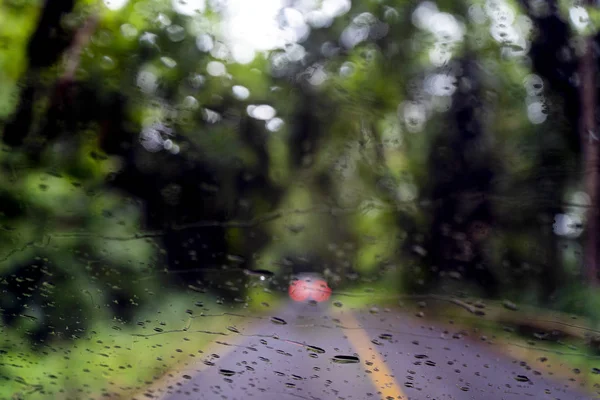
[332,309,406,400]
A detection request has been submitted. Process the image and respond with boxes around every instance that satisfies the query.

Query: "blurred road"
[140,303,595,400]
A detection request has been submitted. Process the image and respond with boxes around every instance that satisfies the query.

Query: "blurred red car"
[288,273,332,303]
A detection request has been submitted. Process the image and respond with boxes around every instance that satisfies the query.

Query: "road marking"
[333,310,406,400]
[129,317,259,400]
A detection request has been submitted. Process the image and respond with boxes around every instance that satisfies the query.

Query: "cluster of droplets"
[523,73,548,125]
[484,0,533,58]
[412,1,466,67]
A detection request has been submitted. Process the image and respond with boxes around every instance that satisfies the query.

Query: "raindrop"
[270,317,287,325]
[527,101,548,124]
[266,117,284,132]
[306,345,326,354]
[306,10,332,28]
[166,25,185,42]
[569,6,589,32]
[331,355,360,364]
[232,85,250,100]
[182,96,199,110]
[515,375,531,382]
[196,34,214,52]
[339,62,355,77]
[219,369,236,377]
[172,0,205,16]
[207,61,226,76]
[161,56,177,68]
[248,104,276,120]
[502,300,519,311]
[156,13,171,26]
[137,70,158,94]
[139,31,158,48]
[120,23,137,38]
[101,56,115,70]
[189,74,205,89]
[244,269,274,278]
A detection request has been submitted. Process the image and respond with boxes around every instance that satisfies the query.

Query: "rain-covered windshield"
[1,0,600,399]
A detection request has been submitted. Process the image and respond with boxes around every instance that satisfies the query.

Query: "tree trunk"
[580,30,600,285]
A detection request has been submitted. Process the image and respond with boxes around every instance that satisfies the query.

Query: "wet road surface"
[139,303,596,400]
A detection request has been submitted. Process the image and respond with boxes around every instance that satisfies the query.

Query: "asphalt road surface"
[139,302,596,400]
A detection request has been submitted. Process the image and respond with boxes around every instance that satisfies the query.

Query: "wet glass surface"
[1,0,600,399]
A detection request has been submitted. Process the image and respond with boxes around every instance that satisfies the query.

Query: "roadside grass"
[422,300,600,391]
[1,290,280,400]
[329,282,600,396]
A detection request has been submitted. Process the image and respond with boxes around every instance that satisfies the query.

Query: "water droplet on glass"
[306,345,325,354]
[266,117,284,132]
[161,56,177,68]
[331,355,360,364]
[270,316,287,325]
[207,61,226,76]
[196,33,214,52]
[166,25,186,42]
[218,369,236,377]
[248,104,276,120]
[232,85,250,100]
[503,300,519,311]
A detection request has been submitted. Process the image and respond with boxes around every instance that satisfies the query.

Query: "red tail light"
[288,277,332,302]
